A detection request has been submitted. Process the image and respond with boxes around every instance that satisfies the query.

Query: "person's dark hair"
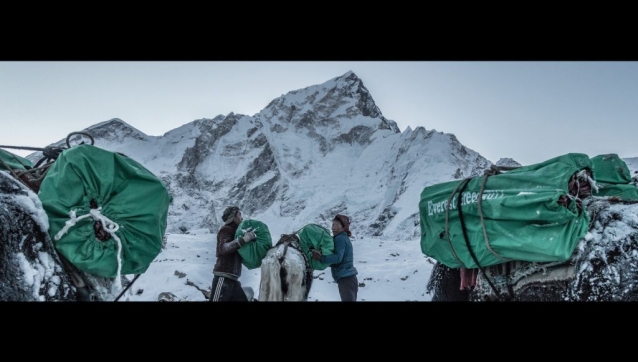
[222,206,240,224]
[334,214,351,237]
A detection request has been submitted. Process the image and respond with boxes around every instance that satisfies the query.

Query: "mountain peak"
[89,117,132,130]
[495,158,522,168]
[86,118,148,141]
[338,70,357,79]
[259,70,399,136]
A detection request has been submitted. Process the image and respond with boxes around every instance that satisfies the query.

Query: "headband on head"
[334,214,351,236]
[222,206,239,224]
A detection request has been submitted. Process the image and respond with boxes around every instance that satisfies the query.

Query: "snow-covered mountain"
[25,71,636,241]
[8,70,638,303]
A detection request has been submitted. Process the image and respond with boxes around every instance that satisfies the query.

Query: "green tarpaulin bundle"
[236,219,273,269]
[297,223,334,270]
[419,153,593,269]
[38,144,171,278]
[591,154,638,200]
[0,148,33,171]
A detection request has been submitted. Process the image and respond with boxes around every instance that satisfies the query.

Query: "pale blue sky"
[1,61,636,165]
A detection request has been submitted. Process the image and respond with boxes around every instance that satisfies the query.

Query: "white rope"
[577,169,599,193]
[564,170,600,205]
[54,207,124,293]
[54,210,93,241]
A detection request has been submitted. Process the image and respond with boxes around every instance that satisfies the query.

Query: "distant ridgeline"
[419,153,638,270]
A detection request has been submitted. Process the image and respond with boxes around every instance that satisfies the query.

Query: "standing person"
[209,206,256,302]
[311,214,358,301]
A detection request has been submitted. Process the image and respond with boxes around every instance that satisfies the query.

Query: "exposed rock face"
[495,157,522,168]
[83,118,149,142]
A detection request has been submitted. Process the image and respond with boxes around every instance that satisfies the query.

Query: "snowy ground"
[119,229,436,302]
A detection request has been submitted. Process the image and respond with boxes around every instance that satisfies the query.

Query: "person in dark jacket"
[209,206,256,302]
[311,214,358,301]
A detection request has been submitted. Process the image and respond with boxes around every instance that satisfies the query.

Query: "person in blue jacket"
[311,214,358,301]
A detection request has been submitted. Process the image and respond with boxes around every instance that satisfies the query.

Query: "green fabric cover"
[590,154,638,200]
[592,184,638,200]
[38,144,171,278]
[235,219,273,269]
[591,154,632,184]
[419,153,592,269]
[0,148,33,171]
[297,223,335,271]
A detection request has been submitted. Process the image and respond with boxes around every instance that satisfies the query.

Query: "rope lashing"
[561,169,598,212]
[577,169,599,194]
[54,207,124,293]
[478,168,510,262]
[2,131,95,169]
[454,178,508,300]
[0,145,45,152]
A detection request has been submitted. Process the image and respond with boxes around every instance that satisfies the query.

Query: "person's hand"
[241,231,256,244]
[311,249,322,261]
